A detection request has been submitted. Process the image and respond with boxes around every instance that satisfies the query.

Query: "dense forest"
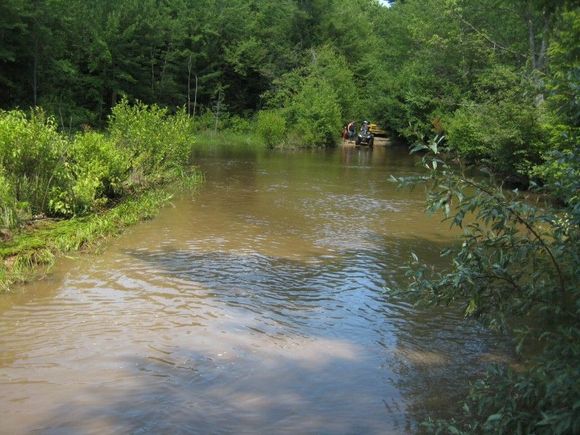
[1,0,577,182]
[1,0,579,433]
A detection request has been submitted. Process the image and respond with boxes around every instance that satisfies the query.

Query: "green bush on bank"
[256,110,286,148]
[0,109,68,219]
[0,170,21,229]
[0,100,198,227]
[109,100,195,188]
[445,99,547,182]
[290,76,342,147]
[394,140,580,435]
[256,75,343,148]
[255,45,356,148]
[51,132,128,216]
[0,101,203,292]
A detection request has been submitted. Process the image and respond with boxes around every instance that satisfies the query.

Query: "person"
[360,120,369,134]
[347,121,356,140]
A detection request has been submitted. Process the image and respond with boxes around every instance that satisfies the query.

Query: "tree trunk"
[537,13,551,71]
[187,54,192,115]
[33,33,38,106]
[527,4,537,70]
[193,74,198,118]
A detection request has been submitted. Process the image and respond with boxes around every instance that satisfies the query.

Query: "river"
[0,145,506,434]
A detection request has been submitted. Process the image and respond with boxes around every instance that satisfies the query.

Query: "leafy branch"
[392,136,579,434]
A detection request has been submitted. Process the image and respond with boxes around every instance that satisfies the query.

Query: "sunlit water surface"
[0,145,506,434]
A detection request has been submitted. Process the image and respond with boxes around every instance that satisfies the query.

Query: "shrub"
[0,171,21,229]
[225,115,253,134]
[256,110,286,148]
[0,109,67,216]
[192,109,218,132]
[393,139,580,434]
[446,100,547,182]
[108,100,195,188]
[48,132,130,216]
[0,102,198,220]
[290,76,342,147]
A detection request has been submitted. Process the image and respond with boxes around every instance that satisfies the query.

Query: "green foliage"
[0,109,67,217]
[533,6,580,203]
[546,7,580,127]
[108,99,195,188]
[0,99,204,292]
[0,101,199,225]
[393,138,580,434]
[0,170,20,228]
[263,50,346,148]
[290,76,342,147]
[446,98,547,181]
[533,149,580,205]
[368,0,576,186]
[192,110,218,132]
[256,110,286,148]
[308,45,359,120]
[223,115,253,135]
[51,132,129,216]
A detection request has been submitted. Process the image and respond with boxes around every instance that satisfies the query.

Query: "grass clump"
[0,189,176,292]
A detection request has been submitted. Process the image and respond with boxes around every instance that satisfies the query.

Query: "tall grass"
[0,189,176,292]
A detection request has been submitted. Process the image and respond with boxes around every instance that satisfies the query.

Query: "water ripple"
[0,147,509,434]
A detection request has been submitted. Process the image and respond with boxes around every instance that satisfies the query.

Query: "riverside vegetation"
[0,100,202,292]
[1,0,579,433]
[393,139,579,434]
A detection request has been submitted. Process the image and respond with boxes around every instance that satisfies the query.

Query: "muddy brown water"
[0,145,506,434]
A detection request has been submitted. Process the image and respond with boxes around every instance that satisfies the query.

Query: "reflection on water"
[0,145,506,434]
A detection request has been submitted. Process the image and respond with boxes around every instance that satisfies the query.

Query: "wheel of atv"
[355,137,361,146]
[369,138,374,148]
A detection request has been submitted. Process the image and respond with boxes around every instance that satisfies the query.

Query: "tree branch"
[452,11,527,60]
[459,177,566,296]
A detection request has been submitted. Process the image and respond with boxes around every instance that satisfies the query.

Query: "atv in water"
[355,128,374,148]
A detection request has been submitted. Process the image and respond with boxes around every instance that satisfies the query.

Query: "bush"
[224,115,253,134]
[256,110,286,148]
[0,171,22,229]
[192,109,218,132]
[108,100,195,188]
[446,99,547,181]
[48,132,130,216]
[0,102,198,221]
[394,140,580,434]
[0,109,68,216]
[290,76,342,147]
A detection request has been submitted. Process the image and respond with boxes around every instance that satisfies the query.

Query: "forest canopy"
[1,0,577,182]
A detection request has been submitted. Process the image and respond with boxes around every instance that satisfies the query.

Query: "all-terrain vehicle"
[355,126,374,148]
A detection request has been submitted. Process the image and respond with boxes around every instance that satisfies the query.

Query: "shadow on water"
[38,341,396,434]
[27,241,509,434]
[3,145,511,434]
[100,242,502,430]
